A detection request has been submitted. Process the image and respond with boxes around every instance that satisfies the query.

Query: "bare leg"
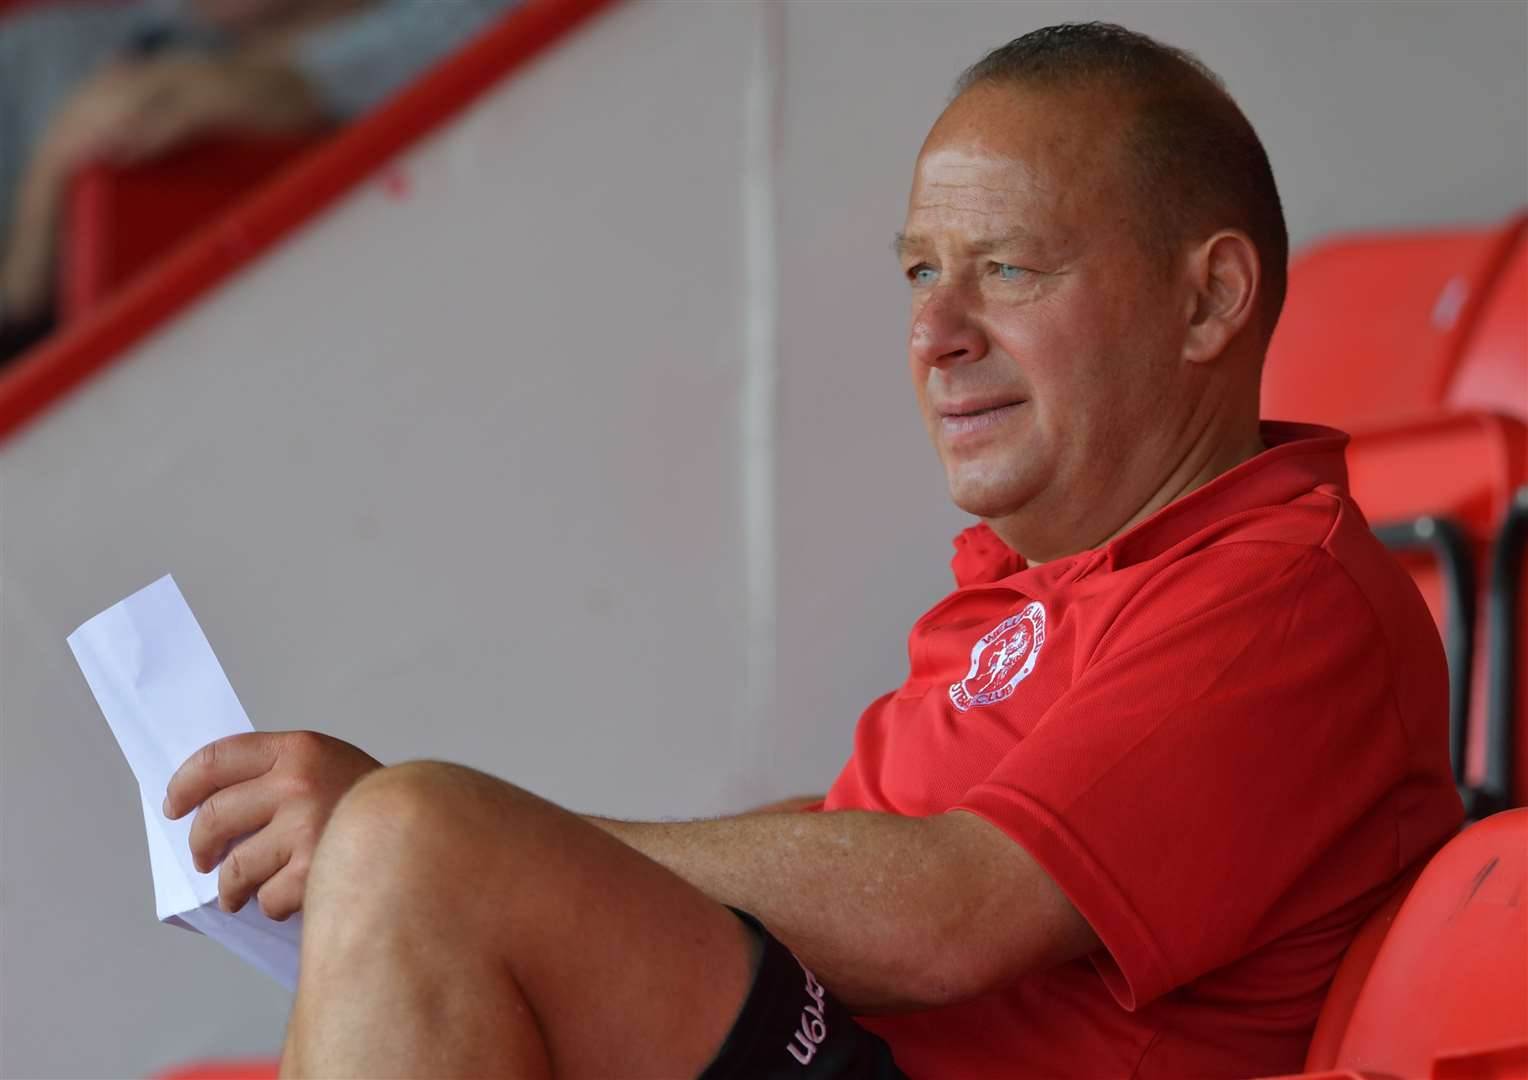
[280,761,761,1079]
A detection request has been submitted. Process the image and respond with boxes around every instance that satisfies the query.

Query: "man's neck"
[989,416,1266,566]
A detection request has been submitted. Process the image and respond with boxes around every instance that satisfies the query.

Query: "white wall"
[2,2,1524,1077]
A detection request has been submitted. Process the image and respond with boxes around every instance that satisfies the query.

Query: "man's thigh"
[335,762,761,1079]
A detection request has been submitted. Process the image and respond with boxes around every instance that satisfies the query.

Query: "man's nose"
[909,289,988,369]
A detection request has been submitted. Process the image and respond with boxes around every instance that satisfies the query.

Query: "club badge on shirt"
[949,601,1047,711]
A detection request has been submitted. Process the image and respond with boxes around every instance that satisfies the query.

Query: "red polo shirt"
[823,422,1463,1079]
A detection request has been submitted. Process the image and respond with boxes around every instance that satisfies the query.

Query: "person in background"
[0,0,515,360]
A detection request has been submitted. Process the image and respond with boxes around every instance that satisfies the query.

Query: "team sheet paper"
[68,574,302,990]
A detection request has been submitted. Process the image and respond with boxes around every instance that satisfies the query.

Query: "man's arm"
[590,809,1100,1014]
[164,729,1100,1014]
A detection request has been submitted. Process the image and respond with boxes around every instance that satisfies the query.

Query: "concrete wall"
[2,2,1523,1076]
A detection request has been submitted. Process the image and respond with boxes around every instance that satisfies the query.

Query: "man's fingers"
[218,831,291,915]
[188,779,280,874]
[164,732,283,819]
[255,862,308,922]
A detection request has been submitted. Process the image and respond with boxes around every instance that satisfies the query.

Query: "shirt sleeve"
[954,541,1428,1010]
[289,0,520,121]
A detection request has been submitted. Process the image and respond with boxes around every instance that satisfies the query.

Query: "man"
[159,23,1462,1078]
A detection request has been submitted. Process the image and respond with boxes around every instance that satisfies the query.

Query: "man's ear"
[1182,229,1259,366]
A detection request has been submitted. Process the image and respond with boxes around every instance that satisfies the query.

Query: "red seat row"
[1254,213,1527,1078]
[1265,210,1528,815]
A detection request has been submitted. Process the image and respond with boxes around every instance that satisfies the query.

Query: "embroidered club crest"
[949,601,1047,712]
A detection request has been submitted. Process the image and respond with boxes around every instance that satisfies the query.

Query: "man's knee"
[332,758,498,823]
[310,761,527,909]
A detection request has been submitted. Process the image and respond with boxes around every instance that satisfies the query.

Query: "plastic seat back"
[1347,413,1527,539]
[1326,810,1528,1077]
[1264,216,1526,430]
[1349,415,1526,809]
[1303,868,1422,1072]
[1449,227,1528,423]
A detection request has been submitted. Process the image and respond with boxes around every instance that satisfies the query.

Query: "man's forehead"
[903,89,1129,242]
[916,142,1054,188]
[901,146,1074,247]
[908,146,1054,210]
[929,79,1131,150]
[917,83,1128,186]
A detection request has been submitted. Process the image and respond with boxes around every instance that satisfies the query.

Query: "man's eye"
[995,263,1030,281]
[908,265,938,286]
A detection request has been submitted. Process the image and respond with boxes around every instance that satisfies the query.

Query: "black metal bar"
[1483,487,1528,812]
[1373,515,1477,810]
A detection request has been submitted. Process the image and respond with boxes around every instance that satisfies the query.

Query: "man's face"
[899,83,1190,552]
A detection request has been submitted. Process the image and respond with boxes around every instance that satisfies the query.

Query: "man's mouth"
[938,399,1027,439]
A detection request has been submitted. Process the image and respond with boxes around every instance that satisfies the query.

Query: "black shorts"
[698,909,909,1080]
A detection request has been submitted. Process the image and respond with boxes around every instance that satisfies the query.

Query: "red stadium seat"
[1313,809,1528,1076]
[1486,489,1528,808]
[1348,413,1527,539]
[1265,210,1528,814]
[1264,213,1526,430]
[1265,216,1528,1075]
[1300,866,1423,1074]
[1348,413,1526,812]
[58,135,325,323]
[1449,236,1526,810]
[1261,809,1528,1080]
[1450,226,1528,423]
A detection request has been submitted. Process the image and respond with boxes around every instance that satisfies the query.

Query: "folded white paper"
[69,574,302,990]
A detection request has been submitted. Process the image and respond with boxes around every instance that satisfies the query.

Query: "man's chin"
[945,476,1037,522]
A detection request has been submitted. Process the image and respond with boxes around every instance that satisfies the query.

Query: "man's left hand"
[163,730,382,920]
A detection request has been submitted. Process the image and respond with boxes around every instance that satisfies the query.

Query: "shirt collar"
[948,422,1350,587]
[950,521,1028,587]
